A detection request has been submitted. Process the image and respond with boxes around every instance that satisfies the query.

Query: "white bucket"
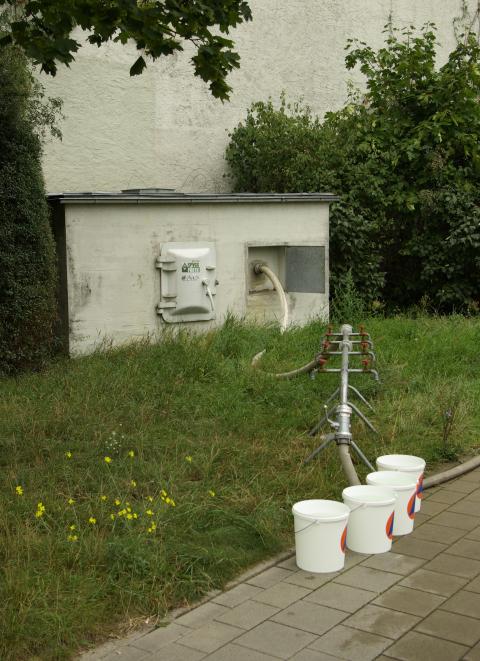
[292,500,350,573]
[366,471,417,535]
[342,485,396,554]
[376,454,426,512]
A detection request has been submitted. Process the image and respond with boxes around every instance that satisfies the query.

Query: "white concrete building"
[40,1,476,195]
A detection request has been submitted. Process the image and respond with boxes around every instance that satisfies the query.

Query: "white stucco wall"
[61,198,330,354]
[40,1,476,194]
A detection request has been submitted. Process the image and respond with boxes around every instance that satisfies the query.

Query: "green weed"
[0,315,479,659]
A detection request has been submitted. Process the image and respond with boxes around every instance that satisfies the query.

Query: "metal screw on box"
[304,324,380,483]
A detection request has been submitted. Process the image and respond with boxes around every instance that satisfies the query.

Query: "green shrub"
[226,26,480,312]
[0,45,59,374]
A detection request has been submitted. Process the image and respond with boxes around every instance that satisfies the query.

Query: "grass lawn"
[1,315,479,659]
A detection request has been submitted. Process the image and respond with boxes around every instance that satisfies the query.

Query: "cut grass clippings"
[1,315,479,659]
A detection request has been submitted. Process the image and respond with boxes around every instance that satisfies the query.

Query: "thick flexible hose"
[423,454,480,489]
[251,263,314,379]
[255,264,289,332]
[338,444,361,486]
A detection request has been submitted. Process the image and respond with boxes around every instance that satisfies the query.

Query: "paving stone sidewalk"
[81,468,480,661]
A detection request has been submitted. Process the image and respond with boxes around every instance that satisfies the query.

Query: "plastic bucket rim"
[342,485,396,507]
[376,454,426,472]
[366,471,418,491]
[292,499,350,523]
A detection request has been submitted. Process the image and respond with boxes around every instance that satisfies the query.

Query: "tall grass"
[0,315,479,659]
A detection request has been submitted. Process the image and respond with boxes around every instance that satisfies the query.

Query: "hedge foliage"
[226,26,480,312]
[0,45,58,374]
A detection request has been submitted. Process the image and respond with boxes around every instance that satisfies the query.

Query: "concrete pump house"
[49,191,336,356]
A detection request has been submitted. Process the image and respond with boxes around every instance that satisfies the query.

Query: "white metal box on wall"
[49,191,336,355]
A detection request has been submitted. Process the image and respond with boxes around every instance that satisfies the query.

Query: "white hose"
[257,264,289,332]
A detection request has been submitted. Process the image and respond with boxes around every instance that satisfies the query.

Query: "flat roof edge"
[47,192,339,204]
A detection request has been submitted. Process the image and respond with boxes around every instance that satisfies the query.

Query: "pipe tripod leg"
[348,385,375,412]
[349,402,378,434]
[308,406,337,437]
[350,440,375,472]
[303,434,336,464]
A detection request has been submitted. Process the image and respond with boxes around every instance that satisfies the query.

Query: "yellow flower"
[126,513,133,520]
[185,455,192,463]
[88,517,96,525]
[133,513,138,519]
[100,495,107,501]
[65,451,72,459]
[118,509,126,517]
[147,522,157,534]
[161,490,167,497]
[15,485,23,496]
[69,524,76,531]
[67,534,78,542]
[110,513,115,520]
[130,480,137,488]
[208,490,216,497]
[145,509,154,516]
[104,456,112,464]
[35,502,46,518]
[67,498,75,505]
[114,498,121,506]
[147,496,153,502]
[128,450,134,458]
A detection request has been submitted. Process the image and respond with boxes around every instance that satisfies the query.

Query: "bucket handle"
[294,503,365,535]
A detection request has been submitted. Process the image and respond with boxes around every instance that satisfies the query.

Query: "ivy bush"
[226,26,480,312]
[0,44,60,374]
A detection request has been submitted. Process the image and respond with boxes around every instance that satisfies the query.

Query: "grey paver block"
[423,552,480,578]
[101,647,151,661]
[466,575,480,593]
[291,650,340,660]
[412,512,431,526]
[178,621,242,654]
[134,623,190,652]
[212,583,264,608]
[383,630,468,661]
[419,500,450,516]
[176,602,230,629]
[447,537,480,560]
[234,621,317,659]
[399,568,468,596]
[149,642,205,660]
[204,642,280,660]
[360,552,425,576]
[215,599,279,630]
[271,599,347,635]
[343,604,420,639]
[442,480,478,494]
[344,551,370,569]
[252,581,311,608]
[465,640,480,660]
[284,570,339,590]
[333,566,401,593]
[447,499,480,515]
[390,536,447,559]
[466,526,480,541]
[465,489,480,502]
[372,585,445,616]
[415,609,480,646]
[247,567,293,589]
[304,582,376,613]
[276,555,298,570]
[441,589,480,618]
[410,522,465,544]
[429,511,480,530]
[428,490,464,504]
[309,624,391,660]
